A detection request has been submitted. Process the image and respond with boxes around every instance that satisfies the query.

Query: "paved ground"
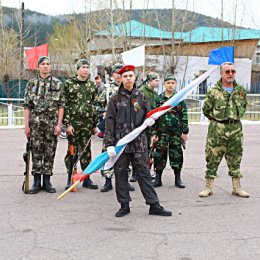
[0,124,259,260]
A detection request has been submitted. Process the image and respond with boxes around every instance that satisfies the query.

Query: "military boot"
[149,203,172,216]
[115,202,130,217]
[174,170,185,188]
[232,177,250,198]
[42,175,56,193]
[153,170,163,188]
[199,178,214,197]
[82,176,98,189]
[101,177,113,192]
[29,174,41,194]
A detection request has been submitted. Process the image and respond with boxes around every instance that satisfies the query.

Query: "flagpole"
[142,45,145,81]
[57,181,80,200]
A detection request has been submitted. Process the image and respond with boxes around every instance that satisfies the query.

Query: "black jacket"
[104,84,150,153]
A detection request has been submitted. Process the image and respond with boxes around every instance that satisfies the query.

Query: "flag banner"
[25,43,48,70]
[208,46,234,65]
[121,45,145,66]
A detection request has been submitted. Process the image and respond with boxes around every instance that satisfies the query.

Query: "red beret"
[117,65,135,75]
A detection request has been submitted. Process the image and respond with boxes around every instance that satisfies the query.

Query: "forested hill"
[2,6,236,45]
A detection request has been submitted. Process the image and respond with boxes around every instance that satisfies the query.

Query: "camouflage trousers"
[64,118,92,173]
[154,132,183,172]
[205,121,243,178]
[30,113,58,176]
[100,142,114,178]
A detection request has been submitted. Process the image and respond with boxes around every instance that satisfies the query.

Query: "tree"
[48,19,85,77]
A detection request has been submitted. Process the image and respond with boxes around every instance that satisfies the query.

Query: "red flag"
[146,105,171,118]
[25,44,48,70]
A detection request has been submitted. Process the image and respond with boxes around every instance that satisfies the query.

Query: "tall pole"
[0,0,3,44]
[221,0,223,43]
[171,0,175,73]
[85,0,92,53]
[232,0,237,43]
[19,2,25,100]
[110,0,115,59]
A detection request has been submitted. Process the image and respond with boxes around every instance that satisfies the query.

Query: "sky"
[2,0,260,30]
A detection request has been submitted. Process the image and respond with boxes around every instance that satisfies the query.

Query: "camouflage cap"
[76,59,90,70]
[164,73,176,82]
[38,56,50,66]
[147,72,159,81]
[112,63,123,73]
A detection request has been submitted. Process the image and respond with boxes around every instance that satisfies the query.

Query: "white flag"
[121,45,145,66]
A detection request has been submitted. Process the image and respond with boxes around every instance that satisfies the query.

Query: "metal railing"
[1,94,260,128]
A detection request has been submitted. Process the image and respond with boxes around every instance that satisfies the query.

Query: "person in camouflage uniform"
[63,59,99,190]
[94,74,106,116]
[94,75,107,137]
[104,65,172,217]
[100,63,135,193]
[24,56,65,194]
[199,62,249,198]
[152,74,189,189]
[139,72,160,109]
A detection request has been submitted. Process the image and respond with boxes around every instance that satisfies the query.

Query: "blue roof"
[181,26,260,43]
[95,21,260,44]
[95,20,172,39]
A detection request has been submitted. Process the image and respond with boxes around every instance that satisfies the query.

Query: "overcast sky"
[2,0,260,30]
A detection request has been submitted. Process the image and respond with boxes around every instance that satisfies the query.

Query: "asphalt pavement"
[0,124,259,260]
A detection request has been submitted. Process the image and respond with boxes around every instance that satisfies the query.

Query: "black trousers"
[114,152,159,204]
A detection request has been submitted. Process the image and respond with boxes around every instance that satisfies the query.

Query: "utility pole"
[0,0,3,61]
[110,0,115,59]
[19,2,25,100]
[129,0,133,49]
[221,0,224,43]
[232,0,237,44]
[171,0,175,74]
[0,0,2,30]
[85,0,92,53]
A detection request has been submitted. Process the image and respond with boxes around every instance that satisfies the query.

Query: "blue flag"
[208,46,234,65]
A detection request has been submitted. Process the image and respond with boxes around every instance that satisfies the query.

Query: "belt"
[212,118,240,125]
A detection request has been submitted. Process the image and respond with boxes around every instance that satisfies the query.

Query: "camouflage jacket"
[152,92,189,136]
[63,75,98,127]
[94,88,107,114]
[24,75,65,114]
[109,81,120,95]
[104,84,150,153]
[139,84,158,108]
[203,80,247,121]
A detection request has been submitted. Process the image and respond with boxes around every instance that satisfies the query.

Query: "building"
[91,21,260,91]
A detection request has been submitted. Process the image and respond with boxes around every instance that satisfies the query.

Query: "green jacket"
[24,75,65,114]
[152,92,189,136]
[139,84,158,108]
[63,75,98,127]
[203,80,247,121]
